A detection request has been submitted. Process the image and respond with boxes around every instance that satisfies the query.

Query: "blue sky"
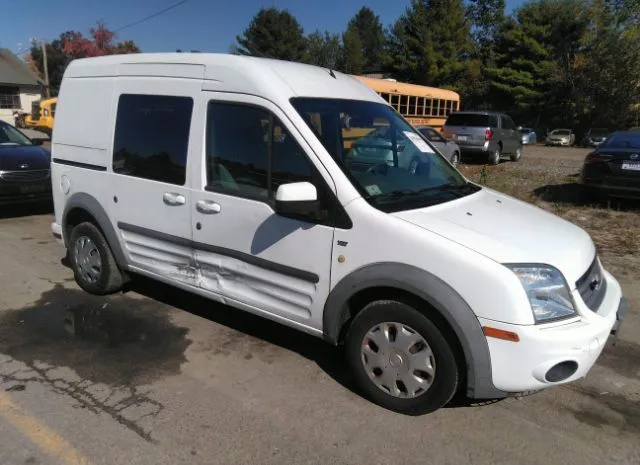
[2,0,526,56]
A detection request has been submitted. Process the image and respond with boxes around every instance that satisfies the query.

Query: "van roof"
[63,53,382,104]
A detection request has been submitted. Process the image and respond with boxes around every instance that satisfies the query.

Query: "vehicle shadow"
[116,275,504,412]
[123,275,357,393]
[533,184,640,211]
[0,201,53,220]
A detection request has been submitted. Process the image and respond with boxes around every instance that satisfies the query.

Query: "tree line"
[26,1,639,134]
[234,1,640,133]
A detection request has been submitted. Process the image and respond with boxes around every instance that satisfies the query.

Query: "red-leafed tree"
[29,21,140,95]
[62,21,138,58]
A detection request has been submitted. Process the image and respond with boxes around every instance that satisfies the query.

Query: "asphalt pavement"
[0,195,638,464]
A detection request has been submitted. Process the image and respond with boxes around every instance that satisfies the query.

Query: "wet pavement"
[0,202,638,465]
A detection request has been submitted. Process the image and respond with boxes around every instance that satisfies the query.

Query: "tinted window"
[446,113,492,127]
[206,102,313,199]
[502,116,516,130]
[113,94,193,185]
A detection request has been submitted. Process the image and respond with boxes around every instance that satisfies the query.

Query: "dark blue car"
[580,131,640,200]
[0,120,52,205]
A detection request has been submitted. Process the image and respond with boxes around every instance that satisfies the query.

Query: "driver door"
[190,93,337,330]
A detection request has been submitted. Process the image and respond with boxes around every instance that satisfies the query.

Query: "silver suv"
[443,111,523,165]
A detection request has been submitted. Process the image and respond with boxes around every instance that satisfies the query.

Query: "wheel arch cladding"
[323,262,505,399]
[62,192,127,267]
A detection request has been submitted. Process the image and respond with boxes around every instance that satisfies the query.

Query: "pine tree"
[342,28,365,74]
[385,0,472,87]
[303,31,342,69]
[235,7,307,61]
[346,7,386,73]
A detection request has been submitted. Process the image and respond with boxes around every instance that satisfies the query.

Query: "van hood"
[392,188,595,285]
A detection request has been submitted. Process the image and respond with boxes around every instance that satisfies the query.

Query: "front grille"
[0,170,50,183]
[576,256,607,312]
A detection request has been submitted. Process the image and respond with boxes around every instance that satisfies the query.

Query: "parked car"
[442,111,522,165]
[0,120,52,205]
[415,125,461,166]
[545,129,575,146]
[519,127,537,145]
[582,128,609,147]
[51,53,625,416]
[579,130,640,200]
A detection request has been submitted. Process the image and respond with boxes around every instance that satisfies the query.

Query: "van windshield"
[290,98,479,213]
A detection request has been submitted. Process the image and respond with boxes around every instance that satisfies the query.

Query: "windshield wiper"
[367,183,479,204]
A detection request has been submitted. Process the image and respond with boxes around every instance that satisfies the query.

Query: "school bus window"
[438,99,446,116]
[445,100,452,115]
[424,98,432,116]
[380,93,390,103]
[417,97,424,116]
[390,94,400,110]
[399,95,408,114]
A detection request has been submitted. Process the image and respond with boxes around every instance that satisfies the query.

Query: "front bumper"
[546,139,571,146]
[479,269,623,393]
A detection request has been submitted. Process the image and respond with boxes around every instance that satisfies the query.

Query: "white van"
[50,53,626,415]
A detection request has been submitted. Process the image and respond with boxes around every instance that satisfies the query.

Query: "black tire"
[510,145,523,162]
[69,221,123,295]
[345,300,459,415]
[488,145,501,165]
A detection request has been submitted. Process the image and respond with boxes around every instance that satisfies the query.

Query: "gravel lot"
[0,145,638,465]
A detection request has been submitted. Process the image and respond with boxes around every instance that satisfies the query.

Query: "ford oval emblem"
[631,153,639,160]
[20,163,29,169]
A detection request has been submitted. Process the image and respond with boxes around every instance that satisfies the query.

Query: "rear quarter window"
[445,113,493,127]
[112,94,193,185]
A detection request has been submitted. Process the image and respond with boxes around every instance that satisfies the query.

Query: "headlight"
[505,265,577,323]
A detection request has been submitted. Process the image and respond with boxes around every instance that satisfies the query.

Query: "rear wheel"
[488,146,501,165]
[345,300,459,415]
[69,222,123,295]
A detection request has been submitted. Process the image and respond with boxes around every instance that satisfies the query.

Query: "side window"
[113,94,193,185]
[206,102,313,199]
[502,115,515,130]
[489,115,499,127]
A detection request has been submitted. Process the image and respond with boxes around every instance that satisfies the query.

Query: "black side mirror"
[31,139,43,146]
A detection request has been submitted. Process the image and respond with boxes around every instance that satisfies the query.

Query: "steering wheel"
[365,163,390,175]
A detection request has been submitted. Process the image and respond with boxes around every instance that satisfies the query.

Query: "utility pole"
[40,40,50,98]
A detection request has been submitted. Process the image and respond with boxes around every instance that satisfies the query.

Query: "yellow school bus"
[25,97,57,136]
[352,76,460,130]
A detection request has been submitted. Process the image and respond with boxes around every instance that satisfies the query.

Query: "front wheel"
[345,300,459,415]
[510,145,522,162]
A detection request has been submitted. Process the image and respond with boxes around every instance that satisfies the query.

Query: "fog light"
[545,361,578,382]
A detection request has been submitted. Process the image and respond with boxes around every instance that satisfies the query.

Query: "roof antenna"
[329,69,336,79]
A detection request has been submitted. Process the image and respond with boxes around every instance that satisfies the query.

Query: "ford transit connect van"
[50,54,626,415]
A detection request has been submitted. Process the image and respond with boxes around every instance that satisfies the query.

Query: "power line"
[114,0,189,32]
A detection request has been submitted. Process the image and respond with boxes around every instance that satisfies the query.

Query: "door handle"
[163,192,186,206]
[196,199,221,214]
